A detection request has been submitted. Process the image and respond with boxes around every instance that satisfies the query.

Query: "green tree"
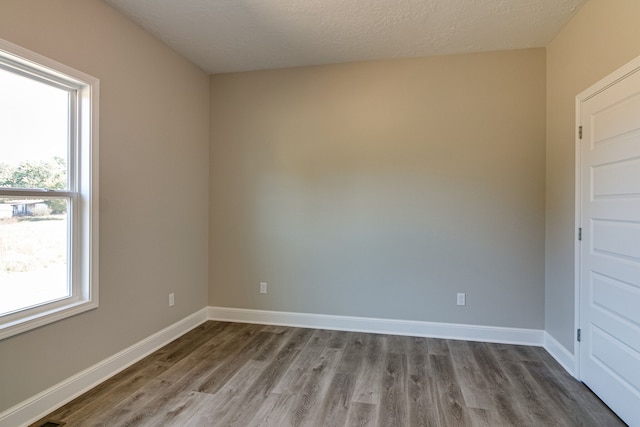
[0,157,67,214]
[0,163,12,187]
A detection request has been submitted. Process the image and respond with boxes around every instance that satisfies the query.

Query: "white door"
[579,59,640,427]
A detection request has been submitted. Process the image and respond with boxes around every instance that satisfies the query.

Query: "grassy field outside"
[0,215,68,315]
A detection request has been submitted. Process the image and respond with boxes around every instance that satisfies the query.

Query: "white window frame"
[0,38,99,340]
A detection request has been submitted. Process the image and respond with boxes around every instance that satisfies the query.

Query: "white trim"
[543,332,576,378]
[576,55,640,102]
[0,38,98,86]
[574,54,640,380]
[574,90,583,379]
[208,306,544,346]
[0,308,208,427]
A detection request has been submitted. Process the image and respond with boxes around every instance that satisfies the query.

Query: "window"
[0,38,98,340]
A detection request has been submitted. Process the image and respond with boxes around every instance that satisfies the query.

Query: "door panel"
[592,92,640,143]
[592,219,640,260]
[593,154,640,197]
[580,65,640,427]
[591,273,640,326]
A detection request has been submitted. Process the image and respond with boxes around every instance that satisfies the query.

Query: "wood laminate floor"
[32,321,625,426]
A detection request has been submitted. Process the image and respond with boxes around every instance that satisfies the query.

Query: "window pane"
[0,67,69,190]
[0,198,69,316]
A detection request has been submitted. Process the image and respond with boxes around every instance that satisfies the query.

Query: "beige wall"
[0,0,209,412]
[210,49,546,328]
[545,0,640,351]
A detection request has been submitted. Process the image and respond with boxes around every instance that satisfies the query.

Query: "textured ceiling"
[103,0,587,74]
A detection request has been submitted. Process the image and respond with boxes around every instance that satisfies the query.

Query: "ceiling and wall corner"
[103,0,586,74]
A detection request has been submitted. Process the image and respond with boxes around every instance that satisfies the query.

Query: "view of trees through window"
[0,158,69,315]
[0,157,68,213]
[0,65,71,316]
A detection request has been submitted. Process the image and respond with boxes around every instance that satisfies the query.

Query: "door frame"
[574,54,640,379]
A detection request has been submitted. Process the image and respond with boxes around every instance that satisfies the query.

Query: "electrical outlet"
[260,282,267,294]
[169,293,175,307]
[457,292,466,306]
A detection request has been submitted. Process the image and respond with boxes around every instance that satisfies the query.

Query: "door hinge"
[578,227,582,241]
[579,125,583,139]
[577,328,582,342]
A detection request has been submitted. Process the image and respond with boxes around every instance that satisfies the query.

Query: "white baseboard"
[543,332,576,378]
[0,308,208,427]
[208,306,545,346]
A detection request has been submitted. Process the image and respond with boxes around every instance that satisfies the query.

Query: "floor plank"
[352,333,387,405]
[31,321,626,427]
[378,352,408,427]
